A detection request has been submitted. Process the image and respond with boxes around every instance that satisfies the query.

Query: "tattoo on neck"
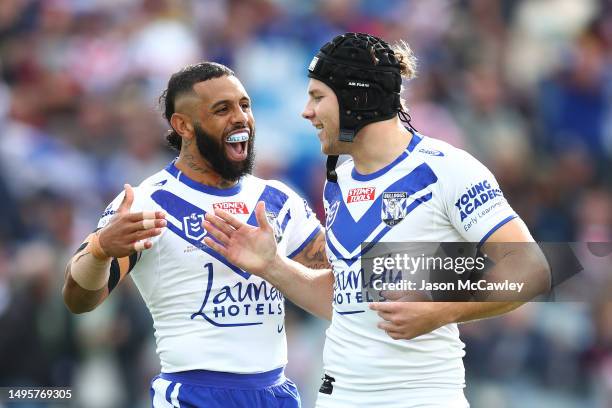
[182,154,236,189]
[216,179,235,189]
[184,154,210,175]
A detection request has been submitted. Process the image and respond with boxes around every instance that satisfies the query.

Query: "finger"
[133,240,153,252]
[145,218,167,229]
[369,302,398,313]
[254,201,272,232]
[126,211,166,223]
[118,184,134,213]
[375,310,395,322]
[377,321,399,332]
[203,236,228,257]
[202,220,231,245]
[204,212,235,237]
[125,212,166,232]
[385,330,405,340]
[129,227,164,242]
[214,208,244,230]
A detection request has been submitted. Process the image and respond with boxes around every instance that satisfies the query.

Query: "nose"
[231,105,249,126]
[302,102,314,120]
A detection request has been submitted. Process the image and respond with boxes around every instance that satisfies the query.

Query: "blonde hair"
[391,40,418,81]
[391,40,417,112]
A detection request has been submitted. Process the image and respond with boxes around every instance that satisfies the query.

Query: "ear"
[170,112,195,139]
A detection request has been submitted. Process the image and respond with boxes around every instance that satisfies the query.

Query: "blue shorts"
[150,367,301,408]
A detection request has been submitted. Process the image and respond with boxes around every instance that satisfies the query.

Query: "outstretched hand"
[98,184,166,258]
[203,201,277,277]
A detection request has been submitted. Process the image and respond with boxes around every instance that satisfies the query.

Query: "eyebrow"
[210,97,250,110]
[308,89,321,97]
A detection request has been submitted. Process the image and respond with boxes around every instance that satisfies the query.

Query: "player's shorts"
[315,385,469,408]
[150,367,300,408]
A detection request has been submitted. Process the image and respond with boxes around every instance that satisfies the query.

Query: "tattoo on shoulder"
[300,232,329,269]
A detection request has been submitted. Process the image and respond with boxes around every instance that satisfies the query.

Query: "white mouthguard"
[226,132,250,143]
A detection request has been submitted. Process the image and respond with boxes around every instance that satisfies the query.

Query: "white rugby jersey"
[320,133,517,397]
[97,161,321,374]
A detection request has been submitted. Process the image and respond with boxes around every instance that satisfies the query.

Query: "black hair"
[159,62,234,151]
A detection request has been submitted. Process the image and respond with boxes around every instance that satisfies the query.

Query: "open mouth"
[225,130,249,161]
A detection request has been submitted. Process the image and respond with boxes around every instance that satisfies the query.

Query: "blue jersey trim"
[336,310,365,315]
[326,163,438,256]
[165,160,242,196]
[478,215,518,248]
[288,225,322,259]
[165,381,175,404]
[160,367,286,389]
[407,132,423,152]
[350,132,423,181]
[351,151,408,181]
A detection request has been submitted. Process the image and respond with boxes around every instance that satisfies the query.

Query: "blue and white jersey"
[98,161,321,374]
[321,133,517,394]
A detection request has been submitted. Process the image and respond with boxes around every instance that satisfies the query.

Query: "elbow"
[528,250,552,298]
[537,257,552,294]
[62,282,97,314]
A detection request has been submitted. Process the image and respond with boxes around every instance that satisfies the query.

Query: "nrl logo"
[183,212,206,240]
[265,211,283,243]
[381,192,408,227]
[325,201,340,230]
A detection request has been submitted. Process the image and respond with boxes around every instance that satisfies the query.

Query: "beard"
[194,123,255,182]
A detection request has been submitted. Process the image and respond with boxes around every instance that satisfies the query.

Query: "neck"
[348,119,413,175]
[175,148,237,189]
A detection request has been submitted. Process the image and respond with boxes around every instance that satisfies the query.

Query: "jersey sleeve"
[97,191,128,229]
[96,187,155,241]
[442,150,518,245]
[275,184,322,259]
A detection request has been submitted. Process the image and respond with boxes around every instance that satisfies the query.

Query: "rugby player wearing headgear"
[62,62,330,408]
[202,33,551,407]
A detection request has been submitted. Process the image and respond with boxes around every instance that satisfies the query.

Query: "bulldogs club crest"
[381,192,408,226]
[183,212,206,240]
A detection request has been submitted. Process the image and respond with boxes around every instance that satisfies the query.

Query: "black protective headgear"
[307,32,415,182]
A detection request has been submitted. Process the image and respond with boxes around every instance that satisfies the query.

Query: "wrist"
[441,302,462,325]
[90,230,110,260]
[258,253,284,281]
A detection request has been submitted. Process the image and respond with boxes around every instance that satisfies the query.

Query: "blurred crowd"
[0,0,611,407]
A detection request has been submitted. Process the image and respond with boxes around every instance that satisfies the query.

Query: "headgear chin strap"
[308,32,409,182]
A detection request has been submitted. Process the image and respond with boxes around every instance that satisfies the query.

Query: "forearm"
[63,264,108,313]
[451,301,523,324]
[451,243,549,324]
[265,255,334,320]
[62,236,111,313]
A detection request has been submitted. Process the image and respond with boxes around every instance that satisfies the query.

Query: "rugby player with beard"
[62,62,328,408]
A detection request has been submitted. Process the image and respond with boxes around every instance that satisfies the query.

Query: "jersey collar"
[164,160,243,196]
[351,132,424,182]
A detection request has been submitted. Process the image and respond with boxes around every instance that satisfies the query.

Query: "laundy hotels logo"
[213,202,249,214]
[347,187,376,203]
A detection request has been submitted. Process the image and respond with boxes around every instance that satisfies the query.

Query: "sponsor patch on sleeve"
[454,179,505,223]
